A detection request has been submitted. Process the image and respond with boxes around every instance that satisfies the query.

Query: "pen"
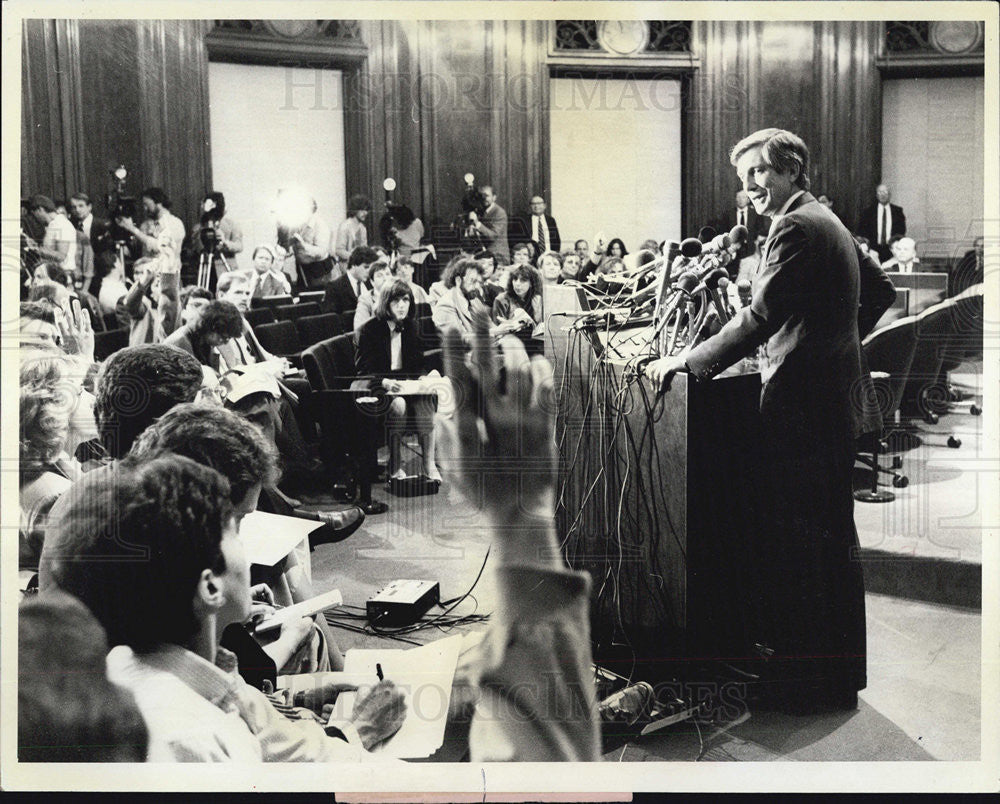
[376,662,384,682]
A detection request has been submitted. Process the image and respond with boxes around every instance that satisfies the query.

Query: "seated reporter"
[356,280,440,482]
[163,299,245,375]
[129,403,349,676]
[352,257,394,335]
[44,454,405,762]
[492,264,544,356]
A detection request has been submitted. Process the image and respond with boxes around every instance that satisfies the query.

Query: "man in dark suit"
[322,246,378,314]
[858,183,906,264]
[647,128,895,713]
[727,189,767,261]
[510,195,561,258]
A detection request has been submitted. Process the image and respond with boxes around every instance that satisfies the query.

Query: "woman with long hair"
[492,264,544,355]
[355,279,440,482]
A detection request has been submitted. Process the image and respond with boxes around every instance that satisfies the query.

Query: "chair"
[339,309,357,335]
[244,307,275,328]
[251,294,294,310]
[274,302,321,322]
[857,317,919,498]
[935,285,983,418]
[93,328,129,361]
[297,290,325,305]
[253,321,302,362]
[415,316,443,373]
[295,313,343,348]
[413,301,432,320]
[301,334,384,511]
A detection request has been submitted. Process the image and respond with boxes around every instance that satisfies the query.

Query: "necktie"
[880,206,888,245]
[738,209,745,228]
[536,216,549,252]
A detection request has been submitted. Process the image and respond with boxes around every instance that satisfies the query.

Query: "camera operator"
[334,194,371,268]
[191,191,244,288]
[277,194,332,290]
[467,185,509,264]
[379,201,424,258]
[114,187,185,274]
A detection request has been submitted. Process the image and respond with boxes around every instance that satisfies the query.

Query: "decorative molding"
[879,21,984,76]
[206,19,367,65]
[551,20,694,66]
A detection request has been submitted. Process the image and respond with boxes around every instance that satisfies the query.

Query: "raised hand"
[57,304,94,364]
[438,308,556,524]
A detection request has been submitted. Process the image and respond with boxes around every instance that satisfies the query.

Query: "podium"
[549,319,764,678]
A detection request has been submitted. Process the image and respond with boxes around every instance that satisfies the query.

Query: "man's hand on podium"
[645,353,689,391]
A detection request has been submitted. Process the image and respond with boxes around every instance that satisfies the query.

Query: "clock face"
[263,20,317,39]
[598,20,650,56]
[929,21,983,54]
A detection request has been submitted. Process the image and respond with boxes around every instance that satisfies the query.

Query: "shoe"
[308,507,366,547]
[599,681,655,727]
[359,499,389,515]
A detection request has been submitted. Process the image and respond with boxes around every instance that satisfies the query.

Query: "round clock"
[929,21,983,54]
[263,20,317,39]
[598,20,650,56]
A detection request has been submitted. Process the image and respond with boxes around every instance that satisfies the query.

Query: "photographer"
[191,191,244,288]
[467,185,509,264]
[277,194,332,290]
[114,187,185,274]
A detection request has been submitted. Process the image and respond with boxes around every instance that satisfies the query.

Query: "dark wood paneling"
[23,19,211,227]
[23,19,885,250]
[684,21,882,239]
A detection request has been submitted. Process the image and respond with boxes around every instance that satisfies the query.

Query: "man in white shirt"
[44,453,405,762]
[859,183,906,265]
[881,236,921,273]
[115,187,186,274]
[333,194,371,265]
[27,195,78,277]
[516,195,561,257]
[468,185,509,264]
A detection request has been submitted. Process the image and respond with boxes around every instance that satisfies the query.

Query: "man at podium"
[647,128,894,713]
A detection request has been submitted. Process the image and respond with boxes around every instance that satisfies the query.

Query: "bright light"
[383,177,397,192]
[273,187,313,231]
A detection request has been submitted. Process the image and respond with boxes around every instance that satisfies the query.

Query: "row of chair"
[856,284,984,499]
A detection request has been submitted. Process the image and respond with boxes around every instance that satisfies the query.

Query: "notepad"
[328,635,463,759]
[254,588,343,633]
[239,510,322,567]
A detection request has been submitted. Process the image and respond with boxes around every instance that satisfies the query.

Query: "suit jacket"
[252,271,291,299]
[727,206,768,261]
[354,317,424,387]
[432,284,480,342]
[686,192,884,453]
[162,324,219,372]
[509,213,561,256]
[215,319,273,372]
[322,273,360,314]
[858,203,906,262]
[479,204,510,264]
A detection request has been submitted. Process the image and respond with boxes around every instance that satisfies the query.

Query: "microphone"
[736,279,752,309]
[728,224,749,250]
[680,238,703,259]
[697,226,717,244]
[704,270,731,324]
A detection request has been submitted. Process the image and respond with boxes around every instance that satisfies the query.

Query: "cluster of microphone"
[566,224,757,357]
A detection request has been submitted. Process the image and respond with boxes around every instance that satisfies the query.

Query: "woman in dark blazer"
[355,279,439,482]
